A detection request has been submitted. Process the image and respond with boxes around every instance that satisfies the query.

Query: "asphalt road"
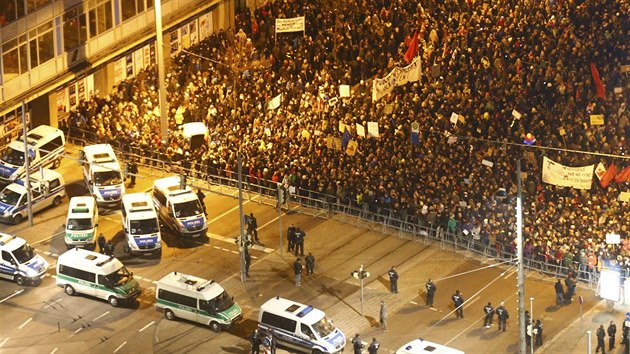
[0,144,605,354]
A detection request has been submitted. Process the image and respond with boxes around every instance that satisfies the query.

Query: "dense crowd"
[64,0,629,275]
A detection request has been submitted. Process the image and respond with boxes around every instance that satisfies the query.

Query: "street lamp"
[530,297,534,353]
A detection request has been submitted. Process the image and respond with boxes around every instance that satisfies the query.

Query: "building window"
[0,0,26,28]
[63,6,87,51]
[2,35,27,82]
[88,0,113,38]
[122,0,146,22]
[26,0,51,13]
[28,20,54,69]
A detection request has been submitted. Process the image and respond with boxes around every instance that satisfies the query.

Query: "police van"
[0,125,65,184]
[258,297,346,354]
[395,339,465,354]
[152,176,207,237]
[0,169,65,224]
[80,144,125,206]
[0,233,49,285]
[56,248,141,307]
[121,193,161,255]
[181,122,208,150]
[64,196,98,249]
[156,271,242,332]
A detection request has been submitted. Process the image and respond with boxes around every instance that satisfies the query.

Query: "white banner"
[372,56,421,101]
[542,156,594,190]
[268,93,282,110]
[275,16,305,33]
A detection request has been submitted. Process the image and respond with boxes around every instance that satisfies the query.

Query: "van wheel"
[52,157,61,169]
[209,321,221,332]
[312,350,323,354]
[14,275,25,286]
[12,214,23,224]
[52,196,62,207]
[64,285,75,296]
[164,309,176,321]
[108,296,120,307]
[123,245,131,253]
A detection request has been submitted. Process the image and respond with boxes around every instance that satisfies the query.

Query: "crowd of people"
[64,0,629,276]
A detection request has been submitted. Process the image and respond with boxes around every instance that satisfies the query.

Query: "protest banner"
[542,156,594,189]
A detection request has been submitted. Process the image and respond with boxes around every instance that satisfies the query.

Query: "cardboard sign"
[346,140,358,156]
[590,114,604,126]
[482,159,494,168]
[356,123,366,137]
[450,112,459,125]
[339,85,350,97]
[512,110,522,119]
[367,122,379,137]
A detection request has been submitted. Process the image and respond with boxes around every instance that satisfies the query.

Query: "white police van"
[0,233,49,285]
[80,144,124,206]
[56,248,141,307]
[121,193,161,255]
[258,297,346,354]
[64,196,99,249]
[156,271,242,332]
[395,339,465,354]
[0,169,65,224]
[0,125,65,184]
[181,122,208,150]
[152,176,207,237]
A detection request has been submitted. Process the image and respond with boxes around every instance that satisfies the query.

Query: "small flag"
[411,122,420,145]
[403,31,419,64]
[600,163,617,188]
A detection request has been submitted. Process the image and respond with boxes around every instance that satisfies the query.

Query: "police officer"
[452,290,464,318]
[305,252,315,276]
[104,239,115,256]
[97,233,106,254]
[368,337,380,354]
[388,266,399,294]
[496,302,509,331]
[294,227,305,256]
[534,319,543,346]
[247,212,259,242]
[483,302,494,328]
[250,328,261,354]
[426,278,436,307]
[127,159,138,188]
[351,333,364,354]
[197,189,207,216]
[608,320,617,351]
[293,258,302,287]
[596,324,607,354]
[287,224,296,252]
[244,249,251,278]
[555,279,564,305]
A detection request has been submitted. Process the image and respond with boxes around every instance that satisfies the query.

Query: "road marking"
[206,203,250,224]
[139,321,155,332]
[69,327,82,338]
[410,301,418,305]
[18,318,32,329]
[205,233,274,253]
[213,246,221,249]
[50,348,58,354]
[152,281,158,285]
[43,251,52,256]
[221,247,230,252]
[0,338,8,348]
[93,311,110,322]
[135,275,144,280]
[44,298,63,309]
[113,341,127,353]
[503,268,517,280]
[51,253,59,257]
[0,289,24,303]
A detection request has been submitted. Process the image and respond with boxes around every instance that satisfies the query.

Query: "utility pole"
[237,153,246,282]
[351,265,370,316]
[22,103,33,227]
[517,159,526,353]
[154,0,169,145]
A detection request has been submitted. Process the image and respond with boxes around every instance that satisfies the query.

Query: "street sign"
[578,296,583,305]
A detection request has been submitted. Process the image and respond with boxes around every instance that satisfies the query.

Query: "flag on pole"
[341,128,351,149]
[404,31,419,64]
[615,165,630,184]
[590,62,606,100]
[600,163,617,188]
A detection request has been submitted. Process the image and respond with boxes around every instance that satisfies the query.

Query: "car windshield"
[1,147,25,166]
[66,218,93,231]
[105,266,132,286]
[0,188,22,206]
[93,170,122,186]
[173,200,202,218]
[12,243,36,264]
[312,317,335,338]
[201,291,234,313]
[129,218,159,235]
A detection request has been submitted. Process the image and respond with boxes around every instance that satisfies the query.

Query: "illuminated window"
[28,20,53,69]
[88,0,113,37]
[63,6,87,51]
[2,35,27,82]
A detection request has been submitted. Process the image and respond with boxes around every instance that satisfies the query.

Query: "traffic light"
[351,265,370,279]
[277,183,286,204]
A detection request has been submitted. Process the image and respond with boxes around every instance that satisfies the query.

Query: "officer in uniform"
[608,320,616,351]
[351,333,364,354]
[305,252,315,276]
[596,324,607,353]
[534,319,543,346]
[294,227,305,256]
[483,302,494,328]
[244,249,251,277]
[496,302,509,331]
[452,290,464,318]
[287,224,296,252]
[247,212,259,242]
[368,337,380,354]
[127,159,138,188]
[250,328,261,354]
[388,266,399,294]
[426,278,436,307]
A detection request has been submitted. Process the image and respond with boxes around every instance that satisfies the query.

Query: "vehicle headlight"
[25,268,38,276]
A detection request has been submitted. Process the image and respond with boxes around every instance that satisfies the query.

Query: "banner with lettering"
[275,17,305,33]
[541,156,594,190]
[372,56,422,101]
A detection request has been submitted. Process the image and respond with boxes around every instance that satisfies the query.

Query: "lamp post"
[154,0,169,145]
[530,297,534,353]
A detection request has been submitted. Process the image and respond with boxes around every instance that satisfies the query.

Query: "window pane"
[147,0,153,9]
[29,38,38,68]
[78,14,87,44]
[38,30,54,63]
[104,1,112,31]
[136,0,144,13]
[2,49,19,81]
[121,0,135,21]
[88,10,96,37]
[18,43,27,74]
[64,16,79,51]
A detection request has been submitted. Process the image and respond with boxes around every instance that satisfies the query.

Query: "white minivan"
[56,248,141,307]
[395,339,465,354]
[152,176,207,237]
[80,144,125,207]
[0,169,65,224]
[0,125,65,184]
[64,196,99,249]
[121,193,161,255]
[0,233,49,285]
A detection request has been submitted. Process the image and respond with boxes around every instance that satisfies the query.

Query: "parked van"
[0,169,65,224]
[156,271,242,332]
[0,233,49,285]
[64,196,98,249]
[258,297,346,354]
[0,125,65,184]
[181,122,208,150]
[121,193,161,255]
[152,176,207,237]
[80,144,125,206]
[395,339,465,354]
[56,248,141,307]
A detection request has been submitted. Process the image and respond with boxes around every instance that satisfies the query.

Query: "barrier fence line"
[66,126,602,290]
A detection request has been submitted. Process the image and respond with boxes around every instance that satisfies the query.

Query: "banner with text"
[275,16,306,33]
[372,56,422,101]
[542,156,594,190]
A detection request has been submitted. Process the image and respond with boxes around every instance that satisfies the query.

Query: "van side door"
[0,250,17,280]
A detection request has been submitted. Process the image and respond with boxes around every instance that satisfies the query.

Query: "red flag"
[615,165,630,183]
[600,163,617,188]
[590,62,606,100]
[404,31,419,64]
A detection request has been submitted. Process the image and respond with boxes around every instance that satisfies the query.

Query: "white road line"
[0,338,8,348]
[410,301,418,305]
[51,253,59,257]
[135,275,144,280]
[43,251,52,256]
[221,248,230,252]
[93,311,110,322]
[151,281,158,285]
[43,298,63,309]
[50,347,58,354]
[18,318,32,330]
[206,203,250,224]
[231,250,238,254]
[138,321,155,332]
[0,289,24,303]
[503,269,517,280]
[68,327,82,338]
[113,341,127,353]
[51,275,57,279]
[213,246,221,249]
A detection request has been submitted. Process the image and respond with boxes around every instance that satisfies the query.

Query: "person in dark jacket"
[596,324,606,353]
[426,278,436,307]
[388,266,399,294]
[452,290,464,318]
[97,233,106,254]
[496,302,509,331]
[483,302,494,328]
[608,320,616,351]
[305,252,315,276]
[555,279,564,305]
[351,333,364,354]
[293,258,302,287]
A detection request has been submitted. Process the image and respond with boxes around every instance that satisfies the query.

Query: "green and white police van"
[80,144,125,207]
[56,248,141,307]
[121,193,161,255]
[152,176,207,237]
[0,233,49,285]
[0,124,65,184]
[64,196,99,249]
[156,271,242,332]
[0,169,65,224]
